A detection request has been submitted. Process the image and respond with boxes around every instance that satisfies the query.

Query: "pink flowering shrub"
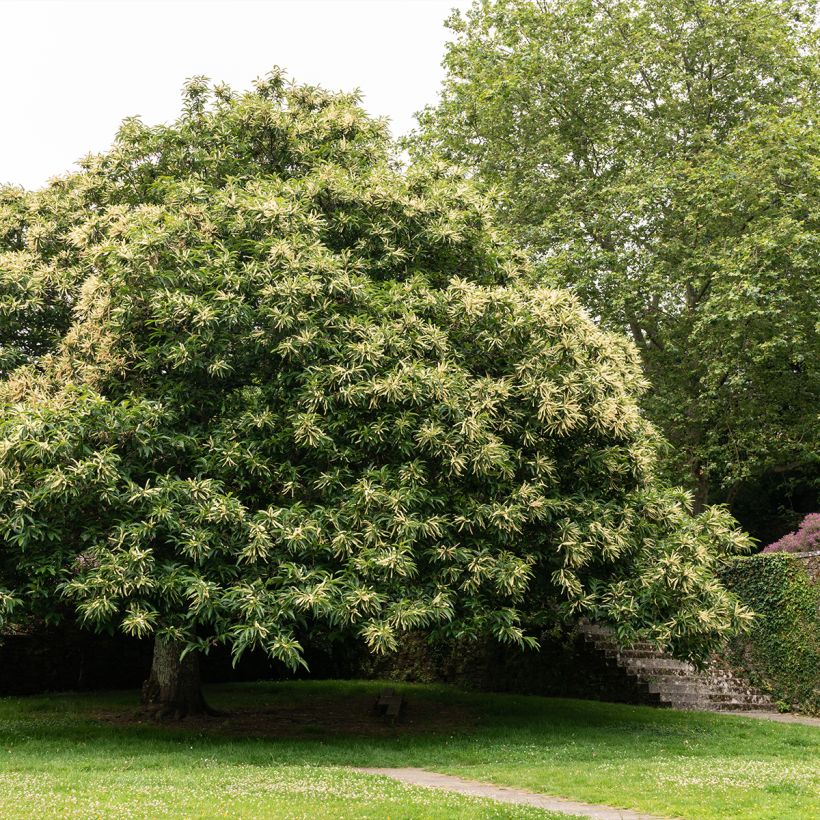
[763,513,820,553]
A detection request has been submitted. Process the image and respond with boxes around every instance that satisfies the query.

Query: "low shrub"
[720,553,820,713]
[762,513,820,553]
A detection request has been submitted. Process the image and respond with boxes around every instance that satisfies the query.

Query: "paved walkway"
[355,713,817,819]
[355,767,669,820]
[729,710,820,728]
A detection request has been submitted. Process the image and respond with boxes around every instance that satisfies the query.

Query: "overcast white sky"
[1,0,471,190]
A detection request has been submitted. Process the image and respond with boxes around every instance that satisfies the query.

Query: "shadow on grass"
[2,679,815,768]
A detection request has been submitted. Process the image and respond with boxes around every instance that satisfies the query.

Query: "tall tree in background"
[413,0,820,519]
[0,73,753,714]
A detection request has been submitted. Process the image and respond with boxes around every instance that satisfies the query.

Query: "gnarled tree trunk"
[141,636,214,718]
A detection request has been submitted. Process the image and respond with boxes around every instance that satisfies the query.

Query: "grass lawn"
[0,680,817,819]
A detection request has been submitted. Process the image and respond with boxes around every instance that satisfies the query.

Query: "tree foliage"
[413,0,820,509]
[0,181,88,376]
[0,72,753,666]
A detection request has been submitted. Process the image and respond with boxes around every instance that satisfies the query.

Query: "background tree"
[413,0,820,526]
[1,73,753,715]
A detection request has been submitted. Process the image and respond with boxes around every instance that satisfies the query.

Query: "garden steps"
[578,623,776,713]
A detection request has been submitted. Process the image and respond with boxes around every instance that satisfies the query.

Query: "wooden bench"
[374,688,404,722]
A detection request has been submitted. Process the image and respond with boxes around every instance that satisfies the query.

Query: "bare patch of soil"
[93,693,477,738]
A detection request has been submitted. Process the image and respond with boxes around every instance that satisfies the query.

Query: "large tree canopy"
[413,0,820,512]
[0,72,752,676]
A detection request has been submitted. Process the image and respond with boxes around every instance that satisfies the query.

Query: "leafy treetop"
[412,0,820,509]
[0,72,751,667]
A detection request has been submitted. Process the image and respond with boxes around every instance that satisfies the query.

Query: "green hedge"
[720,553,820,714]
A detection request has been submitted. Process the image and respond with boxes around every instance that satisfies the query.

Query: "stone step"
[585,638,687,663]
[580,621,775,714]
[671,702,734,712]
[710,685,768,699]
[664,701,713,711]
[622,666,693,680]
[708,691,774,705]
[577,623,613,637]
[584,635,663,655]
[660,689,716,703]
[595,638,659,650]
[580,627,667,654]
[659,687,774,711]
[621,657,695,674]
[602,647,664,660]
[706,691,754,702]
[647,680,709,696]
[659,692,712,707]
[710,701,776,712]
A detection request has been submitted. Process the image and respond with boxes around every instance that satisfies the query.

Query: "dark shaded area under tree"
[0,623,356,698]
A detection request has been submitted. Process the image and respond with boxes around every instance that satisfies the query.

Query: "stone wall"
[0,625,352,696]
[5,550,815,702]
[361,628,664,706]
[793,550,820,585]
[0,627,151,696]
[0,624,656,705]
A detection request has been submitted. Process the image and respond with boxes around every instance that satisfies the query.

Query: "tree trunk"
[141,636,214,718]
[692,465,709,515]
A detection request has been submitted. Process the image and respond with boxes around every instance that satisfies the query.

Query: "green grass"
[1,680,818,819]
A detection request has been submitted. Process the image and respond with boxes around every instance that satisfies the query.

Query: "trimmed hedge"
[720,553,820,714]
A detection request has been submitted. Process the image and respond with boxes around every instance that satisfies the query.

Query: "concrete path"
[728,710,820,728]
[355,767,669,820]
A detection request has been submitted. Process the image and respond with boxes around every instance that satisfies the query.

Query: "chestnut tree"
[0,73,752,715]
